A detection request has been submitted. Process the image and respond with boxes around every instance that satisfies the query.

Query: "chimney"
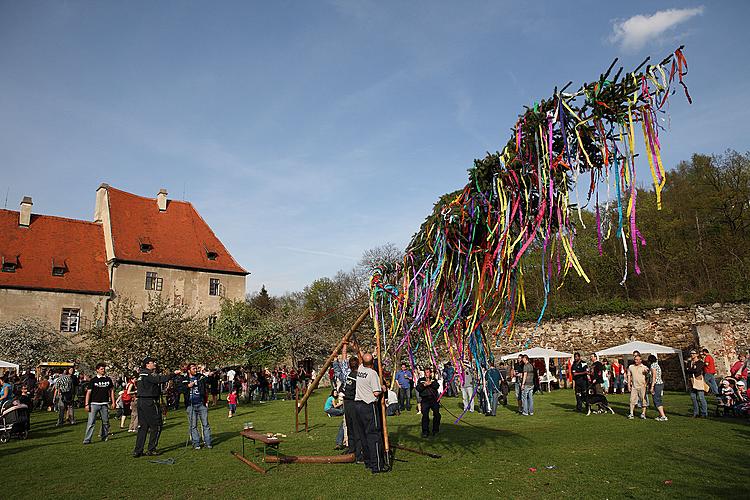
[19,196,32,227]
[157,189,168,212]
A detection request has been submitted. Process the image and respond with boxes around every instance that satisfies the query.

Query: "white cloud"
[610,6,704,52]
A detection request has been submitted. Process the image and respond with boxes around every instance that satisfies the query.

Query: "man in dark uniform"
[571,352,589,412]
[132,357,178,457]
[342,356,364,461]
[416,367,440,437]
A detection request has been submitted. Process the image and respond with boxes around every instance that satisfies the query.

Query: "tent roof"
[501,347,574,360]
[0,360,19,370]
[595,340,682,356]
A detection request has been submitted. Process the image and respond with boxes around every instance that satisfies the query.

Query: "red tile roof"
[106,187,248,275]
[0,210,110,294]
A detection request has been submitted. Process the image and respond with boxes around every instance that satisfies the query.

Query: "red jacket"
[703,355,716,375]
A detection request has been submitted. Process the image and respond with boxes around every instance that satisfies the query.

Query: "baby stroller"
[0,401,30,442]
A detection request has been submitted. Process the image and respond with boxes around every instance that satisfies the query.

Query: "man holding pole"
[354,353,387,473]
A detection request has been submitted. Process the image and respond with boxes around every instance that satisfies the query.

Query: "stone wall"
[493,303,750,390]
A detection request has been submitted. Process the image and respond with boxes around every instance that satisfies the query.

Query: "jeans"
[652,383,664,408]
[325,407,344,417]
[521,387,534,415]
[187,404,212,447]
[690,389,708,416]
[336,421,345,446]
[83,404,109,442]
[704,373,719,395]
[398,387,411,411]
[614,374,624,393]
[488,391,499,416]
[461,386,474,412]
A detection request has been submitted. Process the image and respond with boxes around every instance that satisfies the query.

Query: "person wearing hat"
[132,357,180,457]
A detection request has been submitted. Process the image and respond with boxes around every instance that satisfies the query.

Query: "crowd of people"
[1,345,749,465]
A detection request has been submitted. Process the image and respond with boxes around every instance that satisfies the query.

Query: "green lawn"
[4,390,749,499]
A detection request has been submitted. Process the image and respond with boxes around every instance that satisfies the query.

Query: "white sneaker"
[640,414,647,419]
[628,414,634,419]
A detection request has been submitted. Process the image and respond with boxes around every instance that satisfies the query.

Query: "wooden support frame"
[295,307,371,430]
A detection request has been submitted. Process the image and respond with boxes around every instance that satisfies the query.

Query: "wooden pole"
[296,307,370,412]
[372,302,390,458]
[295,387,299,433]
[304,398,308,432]
[231,451,267,474]
[264,453,355,464]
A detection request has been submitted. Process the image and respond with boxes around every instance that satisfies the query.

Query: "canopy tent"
[595,340,687,390]
[501,347,574,391]
[0,360,20,371]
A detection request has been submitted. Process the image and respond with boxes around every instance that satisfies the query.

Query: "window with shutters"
[145,272,163,291]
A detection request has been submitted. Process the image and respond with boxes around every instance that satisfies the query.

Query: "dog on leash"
[585,393,615,416]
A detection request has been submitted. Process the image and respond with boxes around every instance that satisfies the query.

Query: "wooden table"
[234,429,283,474]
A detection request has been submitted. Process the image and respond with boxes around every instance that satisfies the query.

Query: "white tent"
[595,340,687,390]
[501,347,574,391]
[0,360,20,371]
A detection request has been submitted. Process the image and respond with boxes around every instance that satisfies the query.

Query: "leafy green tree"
[81,296,222,374]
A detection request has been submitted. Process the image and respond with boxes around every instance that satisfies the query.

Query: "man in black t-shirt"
[571,353,589,411]
[83,363,115,444]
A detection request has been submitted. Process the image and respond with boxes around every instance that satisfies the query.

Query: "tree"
[0,317,75,368]
[81,296,222,374]
[248,285,275,314]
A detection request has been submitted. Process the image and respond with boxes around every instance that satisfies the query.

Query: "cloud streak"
[609,7,704,52]
[277,246,358,261]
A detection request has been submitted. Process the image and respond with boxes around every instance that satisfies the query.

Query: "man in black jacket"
[132,357,179,458]
[183,363,212,449]
[416,367,440,438]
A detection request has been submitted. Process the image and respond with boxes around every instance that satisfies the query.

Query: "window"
[145,272,163,291]
[60,308,80,332]
[208,315,217,330]
[1,256,17,273]
[206,251,218,261]
[52,266,66,276]
[139,237,153,253]
[209,278,223,297]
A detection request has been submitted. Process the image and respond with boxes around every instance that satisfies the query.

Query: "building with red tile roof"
[1,185,248,334]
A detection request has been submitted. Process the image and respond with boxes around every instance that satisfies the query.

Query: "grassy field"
[4,389,749,499]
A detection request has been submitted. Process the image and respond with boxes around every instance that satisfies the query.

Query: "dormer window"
[204,245,218,261]
[139,237,153,253]
[52,257,67,276]
[2,256,18,273]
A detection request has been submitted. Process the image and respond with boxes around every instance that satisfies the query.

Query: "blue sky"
[1,1,747,295]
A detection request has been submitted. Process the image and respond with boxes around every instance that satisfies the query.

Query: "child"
[720,379,735,407]
[227,389,238,418]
